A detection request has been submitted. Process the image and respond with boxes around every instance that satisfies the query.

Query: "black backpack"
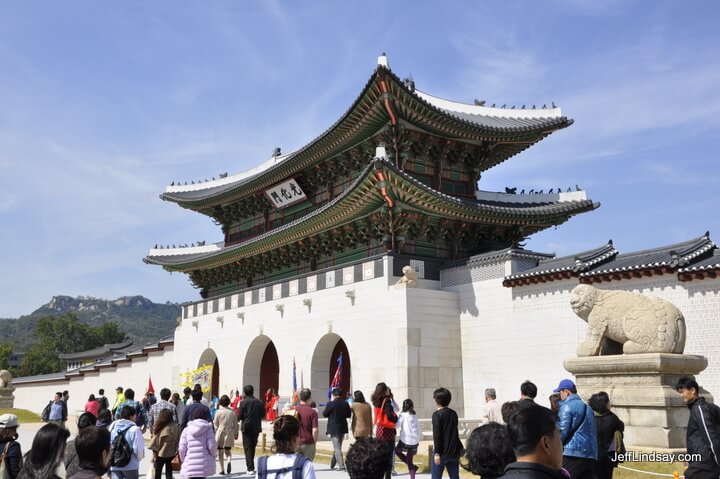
[257,454,309,479]
[110,426,133,467]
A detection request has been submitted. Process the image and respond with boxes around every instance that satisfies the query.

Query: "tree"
[0,343,13,372]
[19,313,127,376]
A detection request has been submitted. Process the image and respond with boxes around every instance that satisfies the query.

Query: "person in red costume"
[265,389,279,423]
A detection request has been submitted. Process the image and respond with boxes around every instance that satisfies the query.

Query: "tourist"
[346,437,391,479]
[371,382,398,479]
[41,392,68,427]
[238,384,264,475]
[499,405,566,479]
[193,384,209,406]
[64,412,97,477]
[109,405,145,479]
[588,392,624,479]
[96,409,112,429]
[394,399,420,479]
[84,394,100,418]
[182,389,212,429]
[96,388,110,411]
[214,394,239,475]
[431,387,464,479]
[293,388,318,461]
[519,381,538,409]
[548,394,561,419]
[182,387,192,405]
[142,391,157,417]
[554,379,597,479]
[324,387,351,471]
[0,413,22,479]
[351,390,372,438]
[265,389,279,423]
[483,388,504,424]
[210,395,220,420]
[676,376,720,479]
[148,388,178,433]
[230,390,241,414]
[462,423,515,479]
[114,388,148,434]
[17,422,70,479]
[171,392,185,425]
[112,387,125,416]
[149,409,180,479]
[256,415,315,479]
[69,426,111,479]
[502,401,521,424]
[179,408,217,479]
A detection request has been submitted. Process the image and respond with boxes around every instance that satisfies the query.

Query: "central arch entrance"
[311,334,351,400]
[243,336,279,399]
[197,348,219,399]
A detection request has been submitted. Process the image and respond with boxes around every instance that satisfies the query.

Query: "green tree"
[19,313,127,376]
[0,343,12,370]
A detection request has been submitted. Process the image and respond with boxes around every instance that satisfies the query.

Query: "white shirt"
[396,412,420,446]
[262,454,316,479]
[483,399,504,424]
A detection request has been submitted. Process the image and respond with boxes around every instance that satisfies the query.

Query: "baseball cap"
[0,414,19,429]
[553,379,576,393]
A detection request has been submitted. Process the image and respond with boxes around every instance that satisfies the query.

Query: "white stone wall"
[13,346,176,417]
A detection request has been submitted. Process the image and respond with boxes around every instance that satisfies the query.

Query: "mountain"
[0,295,181,351]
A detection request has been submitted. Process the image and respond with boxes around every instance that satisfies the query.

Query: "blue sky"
[1,1,718,317]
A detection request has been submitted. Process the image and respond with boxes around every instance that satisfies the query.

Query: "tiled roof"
[58,339,134,360]
[146,159,598,271]
[504,241,617,283]
[160,65,572,208]
[579,233,714,279]
[443,247,554,270]
[678,248,720,274]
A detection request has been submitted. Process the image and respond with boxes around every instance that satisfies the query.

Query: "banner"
[180,364,213,392]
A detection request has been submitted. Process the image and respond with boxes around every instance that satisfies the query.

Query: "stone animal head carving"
[0,370,13,388]
[401,265,418,281]
[569,284,597,321]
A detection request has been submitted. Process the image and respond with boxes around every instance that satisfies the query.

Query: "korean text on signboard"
[265,178,307,209]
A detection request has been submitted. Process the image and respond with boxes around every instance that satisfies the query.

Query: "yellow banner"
[180,364,213,392]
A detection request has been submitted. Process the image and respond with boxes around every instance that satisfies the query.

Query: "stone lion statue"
[395,265,419,288]
[570,284,686,356]
[0,370,13,388]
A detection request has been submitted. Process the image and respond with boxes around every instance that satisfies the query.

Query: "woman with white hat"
[0,413,22,479]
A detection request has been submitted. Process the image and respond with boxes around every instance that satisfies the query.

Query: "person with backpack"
[257,415,316,479]
[97,388,110,411]
[179,408,217,479]
[108,405,145,479]
[0,414,22,479]
[113,388,148,434]
[676,376,720,479]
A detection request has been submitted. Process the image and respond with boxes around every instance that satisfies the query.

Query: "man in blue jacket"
[554,379,597,479]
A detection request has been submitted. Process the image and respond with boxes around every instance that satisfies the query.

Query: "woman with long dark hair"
[257,415,316,479]
[18,422,70,479]
[371,382,398,479]
[351,390,372,439]
[150,408,180,479]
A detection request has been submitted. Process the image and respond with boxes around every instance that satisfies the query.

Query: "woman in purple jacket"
[179,409,217,479]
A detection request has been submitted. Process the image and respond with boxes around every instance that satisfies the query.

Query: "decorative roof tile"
[504,241,617,283]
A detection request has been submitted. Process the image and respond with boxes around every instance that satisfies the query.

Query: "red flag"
[147,375,155,394]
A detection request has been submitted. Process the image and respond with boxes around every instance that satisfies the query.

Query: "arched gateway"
[311,334,351,399]
[197,348,219,399]
[243,336,279,398]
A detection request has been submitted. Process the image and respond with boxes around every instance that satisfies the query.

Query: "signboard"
[264,178,307,209]
[180,364,213,392]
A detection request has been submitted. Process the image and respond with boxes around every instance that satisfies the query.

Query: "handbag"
[170,454,182,472]
[0,442,11,479]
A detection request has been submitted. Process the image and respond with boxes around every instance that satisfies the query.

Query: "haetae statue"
[395,265,419,288]
[0,370,12,389]
[570,284,686,356]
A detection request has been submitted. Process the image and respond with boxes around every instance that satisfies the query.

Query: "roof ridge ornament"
[377,52,390,70]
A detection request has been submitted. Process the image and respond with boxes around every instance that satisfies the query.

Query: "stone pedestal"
[0,387,15,408]
[564,353,709,451]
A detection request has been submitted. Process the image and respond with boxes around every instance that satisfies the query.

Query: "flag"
[328,352,343,399]
[291,357,299,404]
[147,375,155,395]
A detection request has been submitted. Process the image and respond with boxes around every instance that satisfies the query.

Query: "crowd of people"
[0,375,717,479]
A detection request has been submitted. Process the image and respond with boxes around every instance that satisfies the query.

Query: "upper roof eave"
[159,66,573,210]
